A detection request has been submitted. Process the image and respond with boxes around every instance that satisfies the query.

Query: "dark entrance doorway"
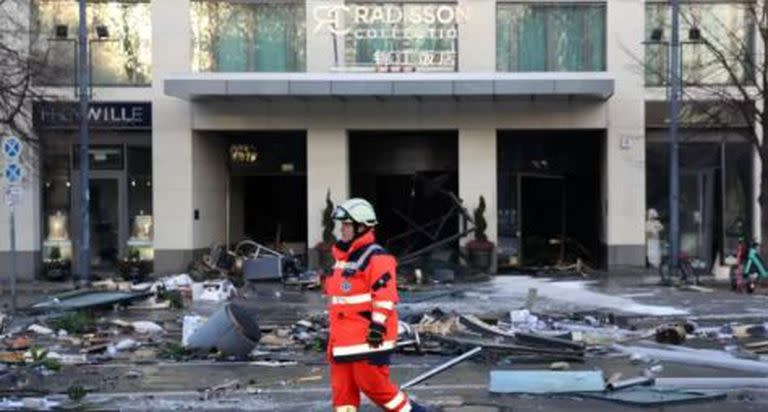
[497,131,604,268]
[240,175,307,246]
[349,131,458,257]
[224,132,308,253]
[520,175,566,266]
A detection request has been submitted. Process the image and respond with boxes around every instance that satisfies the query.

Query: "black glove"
[367,322,386,348]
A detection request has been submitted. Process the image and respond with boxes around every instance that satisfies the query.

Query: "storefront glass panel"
[645,2,754,86]
[497,3,606,72]
[645,140,753,265]
[31,0,152,86]
[41,140,152,276]
[191,0,306,72]
[127,147,153,260]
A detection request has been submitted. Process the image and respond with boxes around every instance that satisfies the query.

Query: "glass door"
[680,169,715,266]
[72,172,127,275]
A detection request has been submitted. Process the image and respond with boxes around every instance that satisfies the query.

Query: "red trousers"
[330,360,410,411]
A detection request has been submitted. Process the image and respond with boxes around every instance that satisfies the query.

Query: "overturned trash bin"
[186,303,261,357]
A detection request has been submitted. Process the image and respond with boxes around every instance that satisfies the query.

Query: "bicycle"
[730,238,767,294]
[658,252,701,286]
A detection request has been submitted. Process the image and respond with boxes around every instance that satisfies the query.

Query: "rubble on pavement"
[3,270,768,411]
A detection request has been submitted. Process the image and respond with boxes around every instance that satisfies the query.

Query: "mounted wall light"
[55,24,68,39]
[96,24,110,39]
[650,28,664,42]
[689,27,702,41]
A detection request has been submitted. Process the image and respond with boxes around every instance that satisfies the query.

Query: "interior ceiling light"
[229,144,258,164]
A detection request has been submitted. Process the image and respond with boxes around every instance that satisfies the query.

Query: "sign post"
[2,135,24,315]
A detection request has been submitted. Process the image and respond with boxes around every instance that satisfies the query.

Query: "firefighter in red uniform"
[326,198,426,412]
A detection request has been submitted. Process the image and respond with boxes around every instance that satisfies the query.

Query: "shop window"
[72,145,124,170]
[191,0,306,72]
[644,2,754,86]
[342,2,460,71]
[30,0,152,87]
[42,177,74,262]
[497,3,606,72]
[645,140,753,265]
[128,146,153,259]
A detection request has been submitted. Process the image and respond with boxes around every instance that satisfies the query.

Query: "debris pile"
[3,270,768,410]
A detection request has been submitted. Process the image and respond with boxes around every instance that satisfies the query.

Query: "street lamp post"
[78,0,91,286]
[669,0,681,278]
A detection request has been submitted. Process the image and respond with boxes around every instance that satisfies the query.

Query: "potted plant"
[118,247,152,281]
[466,195,495,272]
[313,189,337,270]
[42,246,71,281]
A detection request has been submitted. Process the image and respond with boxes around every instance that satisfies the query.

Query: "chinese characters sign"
[313,3,467,71]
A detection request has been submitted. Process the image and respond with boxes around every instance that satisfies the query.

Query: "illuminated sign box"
[313,3,467,71]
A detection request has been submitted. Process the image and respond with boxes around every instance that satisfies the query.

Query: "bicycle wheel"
[680,261,697,285]
[658,258,673,285]
[730,266,739,291]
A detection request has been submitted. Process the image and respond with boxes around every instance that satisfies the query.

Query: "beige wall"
[307,129,349,247]
[306,0,344,72]
[459,129,497,245]
[192,133,228,249]
[605,0,646,264]
[152,0,194,271]
[458,0,495,72]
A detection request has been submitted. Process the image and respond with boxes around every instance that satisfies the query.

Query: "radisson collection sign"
[313,4,468,69]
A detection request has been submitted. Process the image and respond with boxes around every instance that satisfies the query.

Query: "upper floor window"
[191,0,306,72]
[340,2,461,71]
[497,3,606,72]
[645,2,755,86]
[31,0,152,87]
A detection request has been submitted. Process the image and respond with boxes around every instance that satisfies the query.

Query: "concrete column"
[151,0,194,273]
[306,0,344,72]
[0,0,40,280]
[458,0,495,72]
[307,129,348,247]
[605,0,646,266]
[459,129,497,245]
[192,133,228,250]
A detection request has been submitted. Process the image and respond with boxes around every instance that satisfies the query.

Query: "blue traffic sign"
[2,136,22,159]
[4,163,23,184]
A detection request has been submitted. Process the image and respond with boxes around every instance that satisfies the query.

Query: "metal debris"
[489,370,605,394]
[31,290,150,312]
[186,303,261,358]
[401,346,482,389]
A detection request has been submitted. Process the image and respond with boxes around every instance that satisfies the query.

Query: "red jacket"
[325,231,399,362]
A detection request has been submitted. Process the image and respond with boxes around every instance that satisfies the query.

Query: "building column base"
[606,244,645,267]
[0,251,41,281]
[154,248,207,275]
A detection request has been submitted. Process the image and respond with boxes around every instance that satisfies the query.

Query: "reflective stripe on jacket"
[325,230,399,362]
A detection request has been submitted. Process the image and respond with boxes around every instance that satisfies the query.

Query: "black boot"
[409,400,428,412]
